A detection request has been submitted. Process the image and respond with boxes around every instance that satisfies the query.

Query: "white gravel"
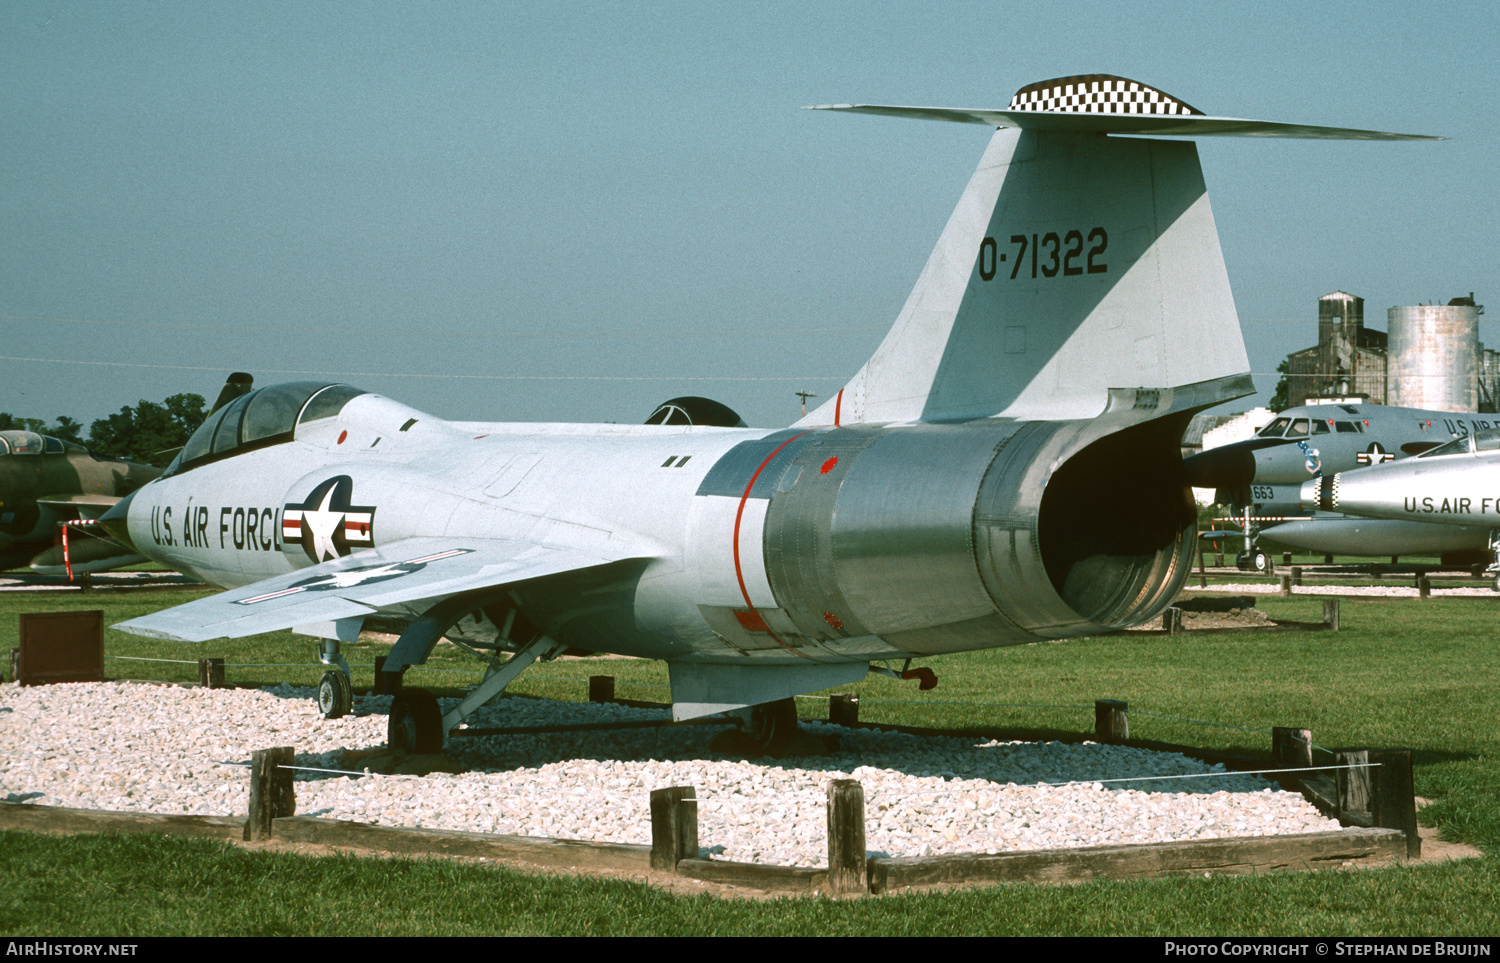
[0,681,1338,866]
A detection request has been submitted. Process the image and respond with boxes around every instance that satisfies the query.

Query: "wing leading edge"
[114,536,648,643]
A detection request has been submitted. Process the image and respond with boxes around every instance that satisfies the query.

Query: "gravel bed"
[0,681,1338,866]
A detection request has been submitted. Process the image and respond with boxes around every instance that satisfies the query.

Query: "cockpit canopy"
[1417,428,1500,459]
[166,382,366,475]
[0,430,65,456]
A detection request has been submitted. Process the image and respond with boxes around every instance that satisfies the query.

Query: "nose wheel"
[317,671,353,719]
[1235,550,1274,575]
[388,689,444,754]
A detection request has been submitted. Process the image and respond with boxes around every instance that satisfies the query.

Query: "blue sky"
[4,1,1497,428]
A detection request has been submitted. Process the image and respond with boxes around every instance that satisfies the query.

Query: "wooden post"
[588,675,616,703]
[1216,551,1225,567]
[1272,727,1313,770]
[1095,700,1128,743]
[1336,748,1372,825]
[1323,598,1340,631]
[1197,546,1207,588]
[828,693,859,727]
[826,779,867,896]
[1290,565,1302,587]
[1325,554,1335,564]
[244,746,296,841]
[1162,607,1183,636]
[1418,575,1431,599]
[198,657,225,689]
[1280,574,1292,597]
[1369,749,1421,858]
[649,786,698,871]
[1282,552,1292,565]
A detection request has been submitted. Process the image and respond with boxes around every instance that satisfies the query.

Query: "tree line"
[0,393,208,467]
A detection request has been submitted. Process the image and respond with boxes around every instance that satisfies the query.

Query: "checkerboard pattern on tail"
[1008,75,1203,115]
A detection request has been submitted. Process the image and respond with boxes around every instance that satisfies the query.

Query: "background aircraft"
[104,76,1433,755]
[0,431,158,575]
[1300,429,1500,585]
[1186,401,1496,565]
[0,372,253,577]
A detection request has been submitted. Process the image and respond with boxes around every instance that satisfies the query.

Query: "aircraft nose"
[1181,437,1298,489]
[99,490,138,553]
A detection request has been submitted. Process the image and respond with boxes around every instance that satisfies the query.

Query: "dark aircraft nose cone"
[1181,437,1297,489]
[98,490,138,553]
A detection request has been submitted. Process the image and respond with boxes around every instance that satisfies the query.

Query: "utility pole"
[795,391,819,417]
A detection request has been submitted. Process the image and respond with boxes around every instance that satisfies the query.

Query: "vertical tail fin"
[799,76,1435,427]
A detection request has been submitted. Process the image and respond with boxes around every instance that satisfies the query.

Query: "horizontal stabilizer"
[805,104,1440,140]
[114,536,646,642]
[36,494,122,520]
[809,74,1438,140]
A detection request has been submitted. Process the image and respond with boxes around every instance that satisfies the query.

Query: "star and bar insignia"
[281,476,376,564]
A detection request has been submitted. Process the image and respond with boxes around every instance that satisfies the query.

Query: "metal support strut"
[441,634,568,734]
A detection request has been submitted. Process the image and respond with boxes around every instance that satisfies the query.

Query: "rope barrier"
[220,758,1357,800]
[105,663,1337,762]
[868,762,1378,799]
[851,698,1094,711]
[520,676,669,689]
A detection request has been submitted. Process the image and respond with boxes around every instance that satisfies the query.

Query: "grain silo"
[1484,348,1500,412]
[1386,298,1481,411]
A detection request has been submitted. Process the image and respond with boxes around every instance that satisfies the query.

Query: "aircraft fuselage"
[120,389,1200,666]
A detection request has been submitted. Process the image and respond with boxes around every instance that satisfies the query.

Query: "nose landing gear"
[1235,550,1274,575]
[316,640,354,719]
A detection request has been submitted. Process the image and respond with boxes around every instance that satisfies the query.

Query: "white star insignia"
[302,486,347,562]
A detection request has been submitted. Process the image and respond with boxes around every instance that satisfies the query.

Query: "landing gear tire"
[745,698,800,754]
[1255,552,1273,575]
[709,698,837,758]
[317,671,353,720]
[388,689,443,754]
[1491,575,1500,594]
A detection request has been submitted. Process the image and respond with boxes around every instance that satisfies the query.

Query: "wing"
[36,494,123,521]
[114,536,647,642]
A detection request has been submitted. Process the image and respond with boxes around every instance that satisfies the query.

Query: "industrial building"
[1279,291,1492,412]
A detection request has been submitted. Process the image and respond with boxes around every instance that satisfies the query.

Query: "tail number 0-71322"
[977,229,1107,281]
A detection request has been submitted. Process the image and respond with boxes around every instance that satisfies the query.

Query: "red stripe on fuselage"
[731,432,817,661]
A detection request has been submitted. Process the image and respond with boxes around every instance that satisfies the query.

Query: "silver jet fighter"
[1300,429,1500,583]
[104,75,1436,753]
[1187,402,1497,562]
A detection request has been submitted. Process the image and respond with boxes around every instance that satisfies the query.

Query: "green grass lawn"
[2,589,1497,935]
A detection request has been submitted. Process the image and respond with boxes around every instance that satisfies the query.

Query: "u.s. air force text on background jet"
[1301,428,1500,586]
[101,74,1438,755]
